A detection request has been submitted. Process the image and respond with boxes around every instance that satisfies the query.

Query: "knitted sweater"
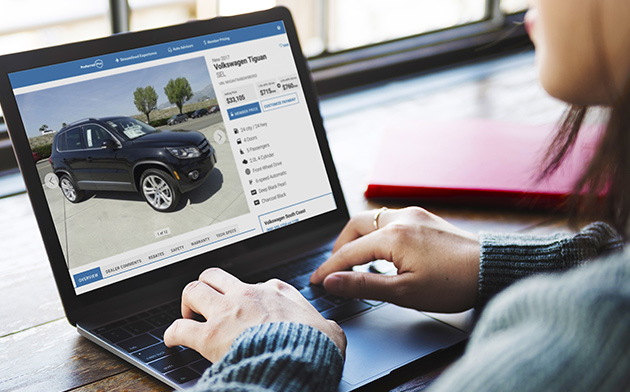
[190,222,626,392]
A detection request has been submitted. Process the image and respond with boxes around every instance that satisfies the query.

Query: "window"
[191,1,530,92]
[57,128,84,152]
[0,0,530,179]
[0,0,530,58]
[0,0,110,56]
[0,1,529,118]
[83,125,110,149]
[325,0,487,53]
[57,132,68,152]
[501,0,528,14]
[128,0,196,32]
[194,0,500,57]
[0,0,529,90]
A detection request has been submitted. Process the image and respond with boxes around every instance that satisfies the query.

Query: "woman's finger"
[332,208,393,253]
[198,267,244,295]
[322,271,409,303]
[180,280,222,320]
[164,318,205,352]
[311,230,394,284]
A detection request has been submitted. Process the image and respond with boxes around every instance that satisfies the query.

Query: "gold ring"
[373,207,387,230]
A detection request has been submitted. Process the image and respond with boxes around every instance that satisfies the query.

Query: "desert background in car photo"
[14,57,250,269]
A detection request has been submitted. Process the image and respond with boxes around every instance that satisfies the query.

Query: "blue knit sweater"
[190,222,627,392]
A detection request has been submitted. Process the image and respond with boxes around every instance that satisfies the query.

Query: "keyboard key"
[118,333,160,353]
[310,298,334,312]
[299,286,325,300]
[321,300,371,322]
[124,320,154,335]
[361,299,384,307]
[93,320,126,335]
[246,250,330,288]
[133,342,182,363]
[149,349,203,373]
[165,367,201,384]
[100,328,132,343]
[292,274,312,288]
[324,295,352,305]
[189,358,212,375]
[146,313,172,327]
[310,252,330,265]
[150,325,169,340]
[165,309,181,320]
[286,278,306,290]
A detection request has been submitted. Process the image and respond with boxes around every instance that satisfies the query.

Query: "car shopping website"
[10,21,337,295]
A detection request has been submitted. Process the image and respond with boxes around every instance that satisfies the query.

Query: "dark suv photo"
[49,116,217,212]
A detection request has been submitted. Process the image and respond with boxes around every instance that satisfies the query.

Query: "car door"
[81,124,133,191]
[57,127,94,187]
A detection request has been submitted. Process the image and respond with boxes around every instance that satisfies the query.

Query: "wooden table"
[0,51,570,391]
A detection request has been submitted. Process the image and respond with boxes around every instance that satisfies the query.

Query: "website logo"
[80,59,104,70]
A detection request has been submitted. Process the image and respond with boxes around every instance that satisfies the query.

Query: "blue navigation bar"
[9,21,286,89]
[228,102,262,120]
[73,267,103,288]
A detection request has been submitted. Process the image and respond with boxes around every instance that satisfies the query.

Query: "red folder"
[365,119,601,210]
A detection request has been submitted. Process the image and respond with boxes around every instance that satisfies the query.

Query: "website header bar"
[9,21,286,89]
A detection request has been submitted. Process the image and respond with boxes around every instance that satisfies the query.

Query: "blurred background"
[0,0,527,57]
[0,0,529,187]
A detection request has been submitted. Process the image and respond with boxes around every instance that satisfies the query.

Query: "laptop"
[365,119,600,210]
[0,7,468,391]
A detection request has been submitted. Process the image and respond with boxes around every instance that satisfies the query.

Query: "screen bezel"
[0,7,349,324]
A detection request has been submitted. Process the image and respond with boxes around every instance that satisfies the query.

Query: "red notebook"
[365,119,601,210]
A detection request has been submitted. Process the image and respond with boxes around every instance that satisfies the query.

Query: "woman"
[164,1,630,390]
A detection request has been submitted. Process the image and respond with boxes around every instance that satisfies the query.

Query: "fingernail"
[184,281,198,293]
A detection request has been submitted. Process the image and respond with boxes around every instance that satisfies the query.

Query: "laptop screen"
[7,20,337,295]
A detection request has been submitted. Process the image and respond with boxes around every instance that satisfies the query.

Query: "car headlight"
[167,146,201,159]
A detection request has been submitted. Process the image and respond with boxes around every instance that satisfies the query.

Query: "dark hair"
[540,1,630,237]
[541,85,630,237]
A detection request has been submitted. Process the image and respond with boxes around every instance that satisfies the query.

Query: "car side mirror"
[101,139,118,150]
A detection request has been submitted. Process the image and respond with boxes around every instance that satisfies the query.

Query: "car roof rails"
[62,118,98,129]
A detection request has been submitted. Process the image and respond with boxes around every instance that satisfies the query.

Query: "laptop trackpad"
[339,304,468,389]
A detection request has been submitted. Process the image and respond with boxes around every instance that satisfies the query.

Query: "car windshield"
[107,118,157,140]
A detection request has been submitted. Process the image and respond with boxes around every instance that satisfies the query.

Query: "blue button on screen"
[227,102,261,120]
[73,267,103,287]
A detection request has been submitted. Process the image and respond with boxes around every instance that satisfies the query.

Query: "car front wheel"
[59,174,85,203]
[140,169,180,212]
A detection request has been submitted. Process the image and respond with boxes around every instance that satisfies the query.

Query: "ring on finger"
[373,207,388,230]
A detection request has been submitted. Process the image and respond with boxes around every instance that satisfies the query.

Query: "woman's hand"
[164,268,346,363]
[310,207,481,313]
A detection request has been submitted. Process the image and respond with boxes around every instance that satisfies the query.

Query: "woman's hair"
[541,86,630,237]
[540,2,630,238]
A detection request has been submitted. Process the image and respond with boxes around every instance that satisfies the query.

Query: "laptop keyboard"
[90,249,381,386]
